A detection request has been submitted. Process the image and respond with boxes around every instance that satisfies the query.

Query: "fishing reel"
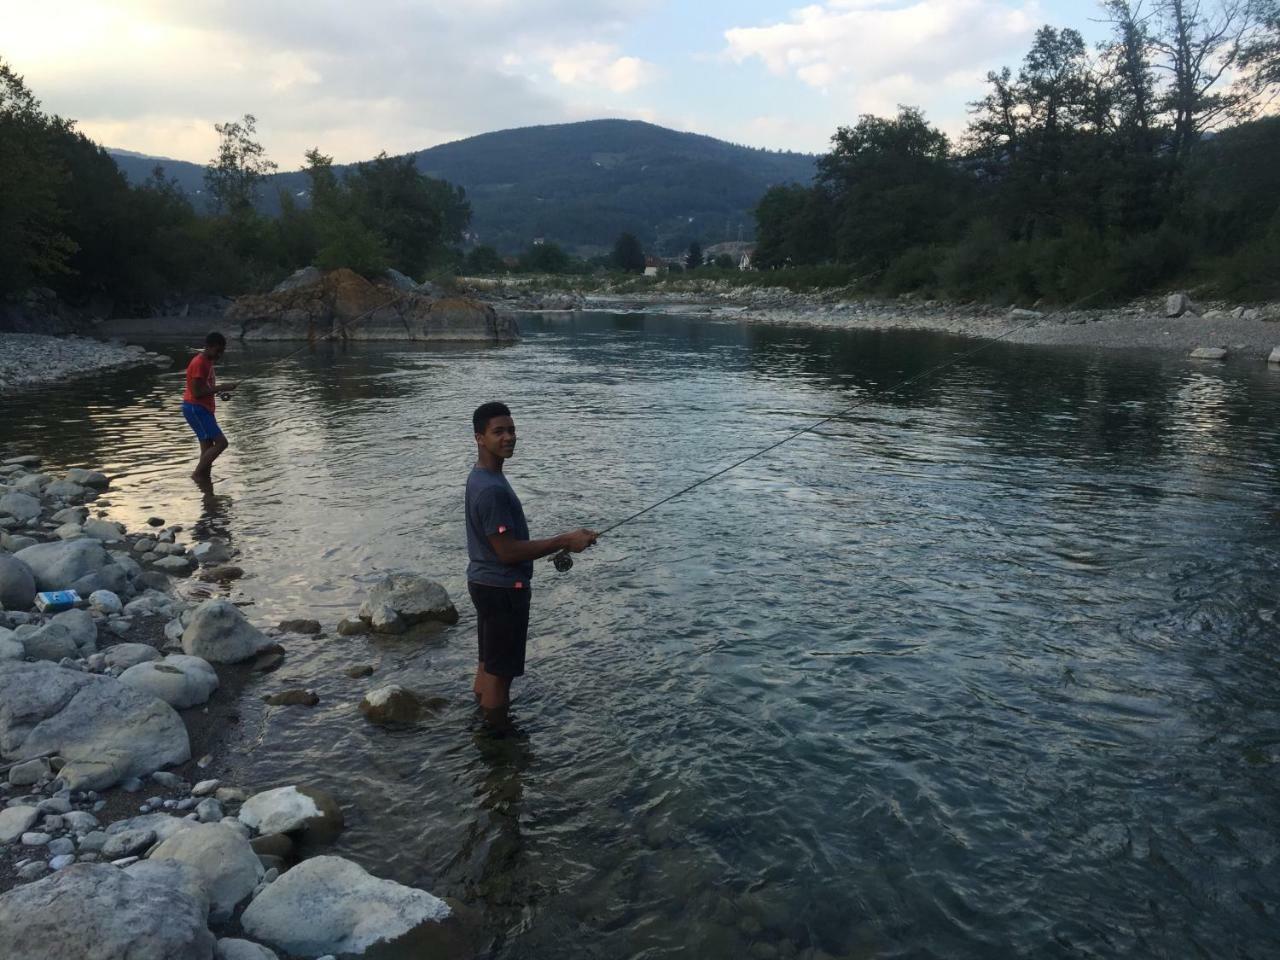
[551,550,574,573]
[218,392,232,402]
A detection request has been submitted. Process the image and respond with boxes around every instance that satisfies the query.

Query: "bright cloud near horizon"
[4,0,1105,165]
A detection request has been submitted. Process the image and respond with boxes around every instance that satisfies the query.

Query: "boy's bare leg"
[192,436,228,480]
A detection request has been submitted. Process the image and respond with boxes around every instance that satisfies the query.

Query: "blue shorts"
[182,401,223,441]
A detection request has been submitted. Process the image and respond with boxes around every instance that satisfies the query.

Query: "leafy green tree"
[611,232,646,272]
[464,245,505,274]
[205,114,277,216]
[685,240,703,269]
[344,152,470,275]
[817,107,956,271]
[0,60,76,295]
[753,183,834,268]
[714,253,735,269]
[520,241,571,273]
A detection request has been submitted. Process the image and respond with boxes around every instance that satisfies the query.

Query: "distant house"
[644,255,663,277]
[532,237,546,246]
[502,256,520,269]
[738,247,755,271]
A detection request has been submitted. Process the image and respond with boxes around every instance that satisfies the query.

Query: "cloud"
[4,0,652,163]
[724,0,1041,117]
[546,43,658,93]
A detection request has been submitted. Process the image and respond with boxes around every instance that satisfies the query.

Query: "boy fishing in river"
[466,402,597,727]
[182,332,236,483]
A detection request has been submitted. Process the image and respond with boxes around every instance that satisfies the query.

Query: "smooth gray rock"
[1269,346,1280,364]
[358,573,457,627]
[1166,292,1197,318]
[103,642,162,670]
[154,554,195,574]
[0,492,41,523]
[182,599,273,664]
[191,539,232,565]
[14,539,112,591]
[149,821,264,921]
[62,810,99,835]
[120,654,219,709]
[0,660,190,790]
[101,827,156,859]
[1190,346,1228,360]
[196,797,224,822]
[65,469,108,489]
[47,836,75,856]
[88,589,122,614]
[239,855,451,957]
[0,805,38,843]
[7,758,50,786]
[0,862,215,959]
[216,938,280,960]
[51,608,98,654]
[0,635,23,661]
[0,554,36,611]
[19,622,80,662]
[45,479,87,500]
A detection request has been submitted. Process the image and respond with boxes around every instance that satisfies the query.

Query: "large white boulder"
[0,862,215,960]
[182,599,274,663]
[240,855,451,957]
[0,660,190,790]
[238,784,344,845]
[120,654,219,708]
[14,539,112,591]
[149,822,264,921]
[358,573,457,627]
[0,554,36,610]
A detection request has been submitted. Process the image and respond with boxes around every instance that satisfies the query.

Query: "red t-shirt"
[183,353,216,412]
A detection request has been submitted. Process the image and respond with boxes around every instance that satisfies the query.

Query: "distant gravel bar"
[0,333,169,392]
[576,291,1280,360]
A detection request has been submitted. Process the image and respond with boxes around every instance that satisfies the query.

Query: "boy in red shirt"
[182,332,237,482]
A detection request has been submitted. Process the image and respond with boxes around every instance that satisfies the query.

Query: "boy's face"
[476,415,517,460]
[207,343,225,362]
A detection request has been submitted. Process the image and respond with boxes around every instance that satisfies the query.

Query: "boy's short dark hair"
[473,401,511,435]
[206,332,227,348]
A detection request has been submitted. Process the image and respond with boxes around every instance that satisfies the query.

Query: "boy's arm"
[487,529,597,566]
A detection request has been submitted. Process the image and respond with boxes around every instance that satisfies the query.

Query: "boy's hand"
[563,529,598,553]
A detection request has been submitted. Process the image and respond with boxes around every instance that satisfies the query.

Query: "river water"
[3,312,1279,958]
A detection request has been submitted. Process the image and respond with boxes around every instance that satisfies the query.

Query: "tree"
[520,241,571,273]
[714,253,735,269]
[685,240,703,269]
[463,244,505,274]
[1239,0,1280,92]
[611,232,646,272]
[817,107,956,270]
[0,60,76,294]
[204,114,277,216]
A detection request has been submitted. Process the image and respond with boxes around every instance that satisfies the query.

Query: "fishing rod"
[549,289,1107,573]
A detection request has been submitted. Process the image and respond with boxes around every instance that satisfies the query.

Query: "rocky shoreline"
[0,454,481,959]
[472,278,1280,360]
[0,333,170,393]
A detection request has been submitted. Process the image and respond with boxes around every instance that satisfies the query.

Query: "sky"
[4,0,1111,165]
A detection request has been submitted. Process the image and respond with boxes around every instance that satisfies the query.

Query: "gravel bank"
[0,333,169,391]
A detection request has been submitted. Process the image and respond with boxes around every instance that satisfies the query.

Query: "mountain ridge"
[107,118,817,255]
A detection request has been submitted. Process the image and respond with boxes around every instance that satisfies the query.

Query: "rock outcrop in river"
[226,267,519,342]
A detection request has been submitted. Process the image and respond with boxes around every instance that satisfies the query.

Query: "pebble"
[16,862,47,881]
[192,779,221,797]
[49,853,76,869]
[196,798,224,823]
[47,837,75,856]
[21,832,51,846]
[121,777,144,792]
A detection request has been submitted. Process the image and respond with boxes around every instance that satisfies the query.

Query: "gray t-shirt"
[465,465,533,587]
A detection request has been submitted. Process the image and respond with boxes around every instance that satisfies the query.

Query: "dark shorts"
[469,582,531,678]
[182,401,223,441]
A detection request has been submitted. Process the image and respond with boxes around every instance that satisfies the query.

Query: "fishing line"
[550,289,1106,573]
